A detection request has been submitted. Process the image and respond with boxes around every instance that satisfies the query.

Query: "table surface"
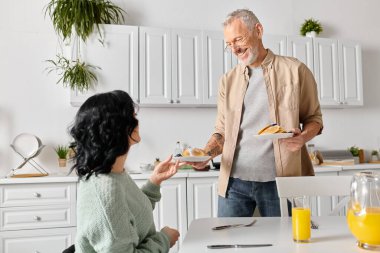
[179,216,369,253]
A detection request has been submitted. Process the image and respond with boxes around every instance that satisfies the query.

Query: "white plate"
[12,133,42,157]
[254,132,293,140]
[173,156,211,162]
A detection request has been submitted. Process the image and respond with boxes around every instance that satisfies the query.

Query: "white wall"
[1,0,380,177]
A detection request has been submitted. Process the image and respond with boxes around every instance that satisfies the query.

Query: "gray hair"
[223,9,260,31]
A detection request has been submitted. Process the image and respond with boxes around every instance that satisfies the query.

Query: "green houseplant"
[371,150,379,161]
[55,145,69,167]
[44,0,125,91]
[300,18,323,37]
[348,146,360,157]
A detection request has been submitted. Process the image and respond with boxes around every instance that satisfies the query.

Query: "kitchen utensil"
[207,244,272,249]
[212,219,257,230]
[347,171,380,250]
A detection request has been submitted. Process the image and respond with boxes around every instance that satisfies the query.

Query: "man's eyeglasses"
[224,35,248,52]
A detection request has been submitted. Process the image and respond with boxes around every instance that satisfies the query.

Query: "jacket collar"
[238,49,275,77]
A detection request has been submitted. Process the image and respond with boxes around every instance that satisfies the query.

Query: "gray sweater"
[76,172,170,253]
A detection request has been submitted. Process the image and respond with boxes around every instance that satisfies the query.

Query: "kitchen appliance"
[318,149,355,165]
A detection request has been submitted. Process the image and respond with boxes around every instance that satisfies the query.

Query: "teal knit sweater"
[76,172,170,253]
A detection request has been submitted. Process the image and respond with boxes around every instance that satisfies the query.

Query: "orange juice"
[347,207,380,246]
[292,207,311,242]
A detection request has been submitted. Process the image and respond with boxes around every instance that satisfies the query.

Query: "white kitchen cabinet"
[186,177,218,228]
[134,178,187,253]
[0,182,76,253]
[70,25,139,106]
[139,27,203,105]
[202,31,237,104]
[263,34,287,56]
[314,38,363,107]
[287,36,314,73]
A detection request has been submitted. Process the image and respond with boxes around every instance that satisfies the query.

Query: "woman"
[70,90,180,252]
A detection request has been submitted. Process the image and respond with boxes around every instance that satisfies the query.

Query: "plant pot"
[372,155,379,162]
[353,157,360,164]
[58,158,67,167]
[306,31,317,38]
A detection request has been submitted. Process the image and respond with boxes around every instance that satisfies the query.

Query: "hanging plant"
[44,0,125,42]
[44,0,125,92]
[300,18,323,36]
[46,55,100,92]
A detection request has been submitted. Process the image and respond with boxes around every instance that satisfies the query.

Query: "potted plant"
[348,146,360,164]
[371,150,379,162]
[300,18,323,38]
[55,145,69,167]
[44,0,125,91]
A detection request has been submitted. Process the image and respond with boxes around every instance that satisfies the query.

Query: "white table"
[179,216,369,253]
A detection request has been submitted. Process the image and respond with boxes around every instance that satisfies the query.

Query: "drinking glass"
[292,196,311,243]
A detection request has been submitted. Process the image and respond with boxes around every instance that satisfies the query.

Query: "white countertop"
[2,163,379,184]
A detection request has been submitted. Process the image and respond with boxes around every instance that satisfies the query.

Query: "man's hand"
[150,155,181,186]
[281,128,305,152]
[186,158,212,170]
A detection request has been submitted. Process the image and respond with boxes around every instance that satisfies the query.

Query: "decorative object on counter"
[8,133,48,178]
[174,141,183,157]
[193,165,210,172]
[139,163,153,172]
[371,150,379,162]
[307,144,320,165]
[358,149,365,164]
[300,18,323,38]
[348,146,360,164]
[154,158,160,167]
[55,145,69,167]
[44,0,125,91]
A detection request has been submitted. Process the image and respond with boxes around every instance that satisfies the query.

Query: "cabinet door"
[287,36,314,73]
[338,40,363,106]
[263,34,287,56]
[0,227,76,253]
[313,38,340,106]
[134,178,187,253]
[186,177,218,228]
[70,25,139,106]
[139,27,172,104]
[202,31,236,104]
[172,29,203,105]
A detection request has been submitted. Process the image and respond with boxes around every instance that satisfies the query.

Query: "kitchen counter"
[2,163,379,184]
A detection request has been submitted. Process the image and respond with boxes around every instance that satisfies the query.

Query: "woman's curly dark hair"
[69,90,138,180]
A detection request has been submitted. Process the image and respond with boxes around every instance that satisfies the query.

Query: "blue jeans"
[218,177,281,217]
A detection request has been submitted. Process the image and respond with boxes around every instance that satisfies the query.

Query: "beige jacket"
[214,50,323,197]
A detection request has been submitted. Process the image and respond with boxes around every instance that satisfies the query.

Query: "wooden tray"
[368,161,380,164]
[10,173,49,178]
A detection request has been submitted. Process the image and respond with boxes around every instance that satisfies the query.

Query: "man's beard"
[239,46,258,66]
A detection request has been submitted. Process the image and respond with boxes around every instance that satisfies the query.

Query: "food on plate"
[182,147,206,157]
[258,123,287,135]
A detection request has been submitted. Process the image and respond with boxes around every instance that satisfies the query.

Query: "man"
[192,9,323,217]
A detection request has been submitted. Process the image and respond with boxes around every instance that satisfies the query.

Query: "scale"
[7,133,49,178]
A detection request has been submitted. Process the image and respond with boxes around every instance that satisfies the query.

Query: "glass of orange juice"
[292,196,311,243]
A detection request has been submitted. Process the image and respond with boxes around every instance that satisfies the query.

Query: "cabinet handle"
[176,100,180,104]
[168,99,173,103]
[33,192,41,198]
[34,216,41,221]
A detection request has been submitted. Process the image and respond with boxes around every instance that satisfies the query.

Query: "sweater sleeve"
[141,180,162,210]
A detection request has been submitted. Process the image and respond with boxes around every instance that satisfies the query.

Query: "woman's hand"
[161,226,180,247]
[150,155,180,186]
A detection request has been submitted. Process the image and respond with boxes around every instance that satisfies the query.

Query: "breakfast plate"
[254,132,293,140]
[173,156,211,162]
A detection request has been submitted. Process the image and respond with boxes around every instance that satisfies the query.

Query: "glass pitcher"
[347,171,380,250]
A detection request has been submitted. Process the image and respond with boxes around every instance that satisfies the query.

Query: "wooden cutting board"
[11,173,49,178]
